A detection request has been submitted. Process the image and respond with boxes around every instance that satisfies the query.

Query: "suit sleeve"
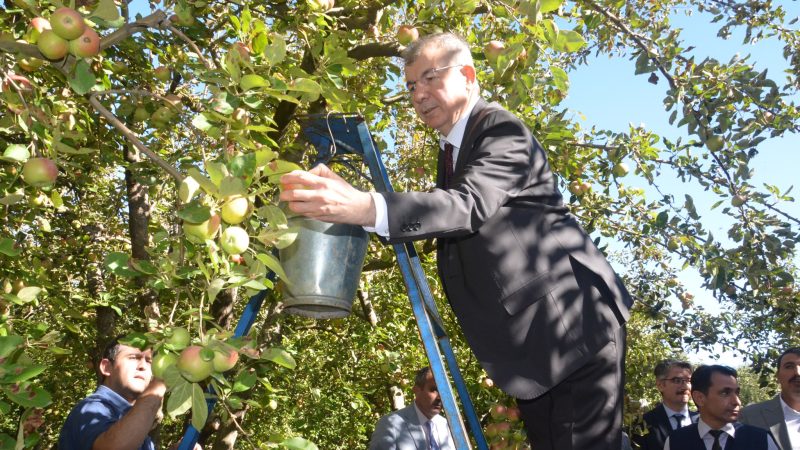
[383,111,537,242]
[368,414,398,450]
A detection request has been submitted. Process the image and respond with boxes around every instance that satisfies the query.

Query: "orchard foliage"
[0,0,798,448]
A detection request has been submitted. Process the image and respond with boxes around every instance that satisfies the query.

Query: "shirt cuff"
[362,192,389,237]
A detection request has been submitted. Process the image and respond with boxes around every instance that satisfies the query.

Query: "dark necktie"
[672,413,685,429]
[424,420,440,450]
[443,142,454,188]
[709,429,724,450]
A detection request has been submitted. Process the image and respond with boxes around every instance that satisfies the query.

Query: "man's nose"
[732,394,742,406]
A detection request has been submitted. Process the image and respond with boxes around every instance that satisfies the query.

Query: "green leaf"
[178,202,212,224]
[232,371,258,392]
[229,153,256,179]
[288,78,322,102]
[90,0,121,22]
[257,228,299,249]
[179,176,201,203]
[256,205,288,227]
[15,287,41,303]
[554,30,586,52]
[167,382,193,418]
[191,383,209,431]
[240,74,269,91]
[256,252,288,280]
[162,365,185,389]
[0,238,21,257]
[0,194,25,206]
[2,385,51,408]
[264,34,287,65]
[191,114,213,132]
[219,176,247,198]
[186,167,219,196]
[540,0,563,13]
[129,259,158,275]
[1,364,46,383]
[1,144,29,162]
[280,437,319,450]
[205,161,229,187]
[69,60,97,95]
[550,66,569,91]
[207,278,225,302]
[0,335,23,358]
[103,252,139,277]
[261,347,296,369]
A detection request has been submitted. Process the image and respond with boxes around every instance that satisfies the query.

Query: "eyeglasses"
[660,377,691,385]
[405,64,464,93]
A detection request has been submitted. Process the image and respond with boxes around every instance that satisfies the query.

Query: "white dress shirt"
[780,396,800,450]
[364,95,481,237]
[414,404,452,449]
[663,403,693,429]
[663,417,779,450]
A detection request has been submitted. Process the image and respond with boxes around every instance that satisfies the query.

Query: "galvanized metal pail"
[279,217,369,319]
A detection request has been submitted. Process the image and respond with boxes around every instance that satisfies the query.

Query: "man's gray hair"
[654,358,693,379]
[402,32,474,68]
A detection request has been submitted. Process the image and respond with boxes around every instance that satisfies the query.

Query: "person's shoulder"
[734,422,771,435]
[641,403,664,422]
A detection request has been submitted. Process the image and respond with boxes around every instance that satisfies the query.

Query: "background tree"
[1,0,797,448]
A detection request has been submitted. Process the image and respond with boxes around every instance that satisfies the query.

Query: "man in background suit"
[739,347,800,450]
[369,367,454,450]
[665,365,779,450]
[280,32,633,449]
[633,359,698,449]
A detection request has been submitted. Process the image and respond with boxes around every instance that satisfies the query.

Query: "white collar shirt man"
[663,403,693,429]
[780,395,800,450]
[664,417,780,450]
[414,403,451,449]
[365,92,480,237]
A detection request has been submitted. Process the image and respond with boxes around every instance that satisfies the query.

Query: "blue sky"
[560,2,799,366]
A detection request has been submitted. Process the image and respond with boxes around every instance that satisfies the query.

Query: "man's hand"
[279,164,376,227]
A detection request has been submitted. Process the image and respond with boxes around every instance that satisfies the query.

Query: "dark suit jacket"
[739,395,792,450]
[382,99,633,399]
[632,403,698,450]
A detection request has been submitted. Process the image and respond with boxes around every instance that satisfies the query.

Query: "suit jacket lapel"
[654,404,673,442]
[401,405,427,449]
[766,396,791,450]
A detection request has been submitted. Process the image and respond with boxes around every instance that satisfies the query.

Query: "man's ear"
[98,358,114,378]
[691,391,705,409]
[461,65,477,84]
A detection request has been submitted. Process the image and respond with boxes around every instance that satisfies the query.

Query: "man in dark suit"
[632,359,698,449]
[369,367,454,450]
[664,365,779,450]
[739,347,800,450]
[280,32,633,449]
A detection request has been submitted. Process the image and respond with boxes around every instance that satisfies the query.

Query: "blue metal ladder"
[178,113,488,450]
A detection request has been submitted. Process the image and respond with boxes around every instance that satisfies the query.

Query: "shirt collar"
[440,94,480,150]
[780,395,800,419]
[96,384,134,413]
[663,403,690,418]
[697,417,736,438]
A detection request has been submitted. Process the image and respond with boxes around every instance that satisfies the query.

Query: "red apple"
[31,17,52,33]
[51,7,86,41]
[36,30,68,60]
[212,348,239,372]
[177,345,214,382]
[484,40,505,64]
[397,25,419,46]
[183,214,221,241]
[22,158,58,187]
[69,27,100,58]
[153,66,170,82]
[489,403,507,420]
[505,406,521,422]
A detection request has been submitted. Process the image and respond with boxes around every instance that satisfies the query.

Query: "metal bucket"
[279,217,369,319]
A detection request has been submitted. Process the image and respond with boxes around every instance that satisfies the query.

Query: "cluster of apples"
[151,326,240,383]
[484,402,527,450]
[32,7,100,61]
[182,194,253,258]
